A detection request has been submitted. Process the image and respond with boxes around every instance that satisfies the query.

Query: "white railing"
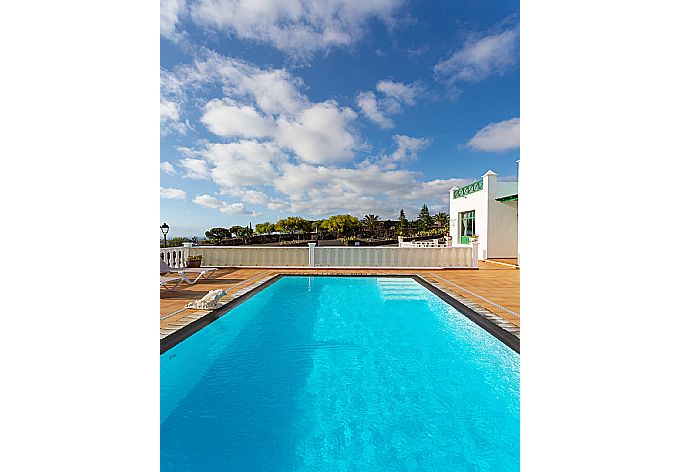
[311,245,473,268]
[160,245,189,268]
[174,242,478,268]
[190,246,310,267]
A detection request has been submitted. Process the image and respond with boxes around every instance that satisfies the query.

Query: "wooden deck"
[161,262,520,333]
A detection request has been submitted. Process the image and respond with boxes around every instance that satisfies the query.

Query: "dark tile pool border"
[411,275,520,353]
[160,274,520,354]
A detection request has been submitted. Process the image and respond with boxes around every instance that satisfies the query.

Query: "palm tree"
[362,214,381,236]
[433,212,450,232]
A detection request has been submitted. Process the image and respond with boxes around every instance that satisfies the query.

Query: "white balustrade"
[165,244,475,268]
[191,246,310,267]
[313,247,472,268]
[160,247,189,268]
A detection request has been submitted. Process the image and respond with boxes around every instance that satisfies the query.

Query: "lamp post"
[160,223,169,248]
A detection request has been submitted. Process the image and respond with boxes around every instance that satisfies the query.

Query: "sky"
[160,0,519,238]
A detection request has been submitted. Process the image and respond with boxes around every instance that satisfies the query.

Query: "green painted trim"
[453,180,483,199]
[495,194,518,202]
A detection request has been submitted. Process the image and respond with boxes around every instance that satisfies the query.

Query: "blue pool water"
[161,276,519,471]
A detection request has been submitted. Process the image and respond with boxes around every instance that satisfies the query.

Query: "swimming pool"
[161,276,519,471]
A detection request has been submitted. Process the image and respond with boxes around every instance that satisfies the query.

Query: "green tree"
[397,209,409,236]
[362,214,381,235]
[433,212,450,232]
[417,204,433,231]
[160,236,192,248]
[236,226,254,243]
[321,214,361,238]
[228,225,245,238]
[255,222,275,235]
[312,220,325,240]
[275,216,312,236]
[204,227,231,243]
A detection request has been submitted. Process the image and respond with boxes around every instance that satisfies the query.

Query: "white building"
[449,170,518,260]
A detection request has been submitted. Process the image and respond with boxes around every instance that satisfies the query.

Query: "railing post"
[182,242,193,268]
[471,240,479,268]
[308,242,316,267]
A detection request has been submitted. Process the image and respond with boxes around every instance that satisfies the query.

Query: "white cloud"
[161,0,186,40]
[401,178,472,202]
[202,140,286,187]
[192,194,260,216]
[161,53,307,116]
[219,187,291,210]
[383,134,431,166]
[160,161,177,175]
[160,187,187,199]
[249,68,308,116]
[160,99,188,134]
[201,99,275,138]
[160,99,180,121]
[435,26,519,82]
[357,80,422,129]
[270,161,464,218]
[375,80,420,106]
[179,158,210,179]
[275,101,358,164]
[168,53,359,165]
[221,188,269,205]
[466,117,520,152]
[189,0,402,59]
[357,91,394,129]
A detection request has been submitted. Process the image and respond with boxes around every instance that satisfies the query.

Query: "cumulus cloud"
[275,101,358,164]
[159,51,473,219]
[357,91,394,128]
[375,80,420,106]
[383,134,431,166]
[219,187,291,210]
[189,0,402,59]
[201,99,275,138]
[435,26,519,82]
[160,187,187,200]
[160,161,177,175]
[166,53,359,165]
[466,117,520,152]
[357,80,421,128]
[192,194,260,216]
[179,158,210,179]
[161,52,308,116]
[268,160,467,218]
[202,140,286,187]
[161,0,186,40]
[160,99,188,134]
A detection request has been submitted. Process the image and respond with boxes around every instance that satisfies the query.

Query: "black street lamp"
[160,223,170,248]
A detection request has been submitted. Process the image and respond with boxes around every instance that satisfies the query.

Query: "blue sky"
[160,0,519,237]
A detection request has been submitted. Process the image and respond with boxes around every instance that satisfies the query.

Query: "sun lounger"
[160,274,189,290]
[160,260,218,284]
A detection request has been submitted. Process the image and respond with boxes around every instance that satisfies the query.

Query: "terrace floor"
[161,262,520,335]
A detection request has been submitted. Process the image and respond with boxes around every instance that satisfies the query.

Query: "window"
[459,210,475,243]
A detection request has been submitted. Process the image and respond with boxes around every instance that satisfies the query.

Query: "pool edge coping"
[160,273,520,354]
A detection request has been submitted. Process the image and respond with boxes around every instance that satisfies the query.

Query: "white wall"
[448,171,518,259]
[449,174,489,258]
[487,199,518,258]
[485,178,518,258]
